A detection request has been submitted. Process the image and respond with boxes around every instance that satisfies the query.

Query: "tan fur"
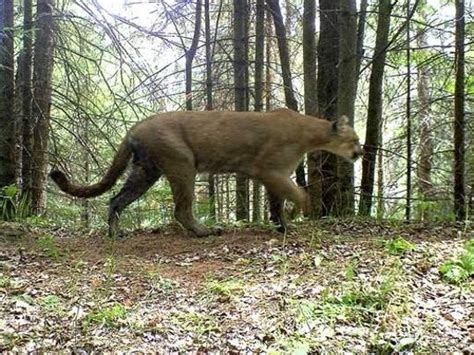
[50,108,363,237]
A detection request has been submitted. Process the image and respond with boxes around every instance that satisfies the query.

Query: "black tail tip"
[50,169,66,183]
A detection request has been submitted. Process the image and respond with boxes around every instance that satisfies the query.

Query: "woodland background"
[0,0,473,230]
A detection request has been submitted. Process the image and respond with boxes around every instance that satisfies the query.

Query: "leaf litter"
[0,220,472,352]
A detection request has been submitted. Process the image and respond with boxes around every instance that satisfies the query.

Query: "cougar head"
[324,115,364,163]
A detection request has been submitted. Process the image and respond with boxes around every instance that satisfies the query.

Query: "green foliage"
[439,239,474,284]
[37,234,62,260]
[326,272,399,316]
[416,200,456,222]
[0,274,11,288]
[383,236,416,255]
[268,338,312,355]
[84,303,128,328]
[345,261,358,280]
[39,295,65,316]
[148,273,178,294]
[291,265,406,326]
[0,185,30,221]
[204,277,244,299]
[171,310,219,335]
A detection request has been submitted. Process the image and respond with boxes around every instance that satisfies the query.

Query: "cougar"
[50,108,363,237]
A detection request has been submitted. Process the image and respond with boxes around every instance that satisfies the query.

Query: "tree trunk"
[264,8,273,222]
[265,8,273,113]
[80,140,90,228]
[14,53,24,188]
[317,0,339,216]
[376,127,384,219]
[415,29,433,220]
[336,0,358,216]
[185,0,202,111]
[255,0,265,114]
[252,0,265,222]
[21,0,34,202]
[266,0,305,189]
[303,0,320,218]
[358,0,392,216]
[234,0,249,221]
[405,0,412,221]
[0,0,16,199]
[453,0,465,221]
[31,0,55,215]
[355,0,368,89]
[204,0,216,221]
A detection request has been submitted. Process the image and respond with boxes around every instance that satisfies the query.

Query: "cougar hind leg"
[108,140,160,238]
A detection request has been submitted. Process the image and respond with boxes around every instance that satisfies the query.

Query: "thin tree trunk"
[204,0,216,221]
[454,0,465,221]
[377,127,384,219]
[31,0,55,214]
[14,54,24,188]
[266,0,305,188]
[264,9,273,222]
[355,0,368,89]
[234,0,249,221]
[185,0,202,111]
[255,0,265,114]
[303,0,320,218]
[416,52,433,219]
[358,0,392,216]
[406,0,412,220]
[265,0,298,113]
[0,0,16,197]
[21,0,34,203]
[265,7,273,112]
[80,147,90,228]
[318,0,339,216]
[252,0,265,222]
[336,0,358,216]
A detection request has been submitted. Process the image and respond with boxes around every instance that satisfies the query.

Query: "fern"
[439,239,474,284]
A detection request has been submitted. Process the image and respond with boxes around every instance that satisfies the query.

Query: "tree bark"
[266,0,305,189]
[303,0,321,218]
[376,132,384,219]
[31,0,55,214]
[264,7,273,222]
[355,0,368,89]
[21,0,34,201]
[204,0,216,221]
[317,0,339,216]
[0,0,16,195]
[405,0,412,220]
[234,0,249,221]
[252,0,265,222]
[415,26,434,219]
[336,0,358,216]
[454,0,465,221]
[358,0,392,216]
[185,0,202,111]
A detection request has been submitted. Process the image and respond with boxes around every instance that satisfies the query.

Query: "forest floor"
[0,219,473,353]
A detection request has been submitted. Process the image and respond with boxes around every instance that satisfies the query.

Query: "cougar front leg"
[259,172,310,232]
[268,192,286,233]
[168,172,213,237]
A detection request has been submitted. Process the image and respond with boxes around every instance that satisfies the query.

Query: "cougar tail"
[50,138,132,198]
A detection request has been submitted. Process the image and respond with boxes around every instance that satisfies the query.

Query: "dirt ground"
[0,220,473,353]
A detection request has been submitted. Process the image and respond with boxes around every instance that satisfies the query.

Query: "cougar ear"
[332,115,350,134]
[339,115,349,126]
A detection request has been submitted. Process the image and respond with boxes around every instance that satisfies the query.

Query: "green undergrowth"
[439,239,474,284]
